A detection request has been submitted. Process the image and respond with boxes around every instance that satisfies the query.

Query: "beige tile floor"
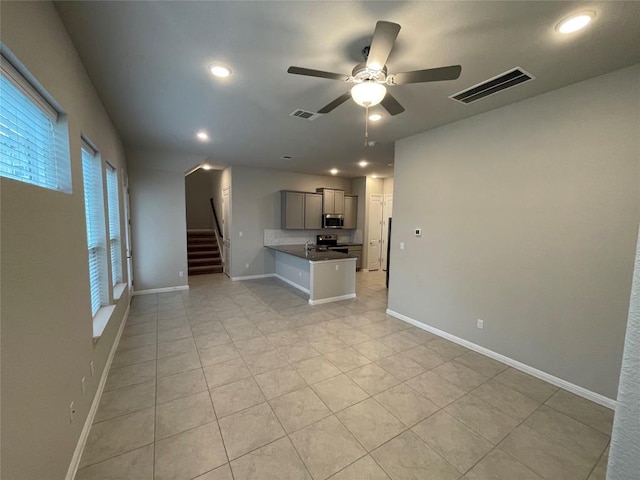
[76,271,613,480]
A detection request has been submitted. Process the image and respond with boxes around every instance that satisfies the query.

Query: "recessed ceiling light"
[196,131,209,141]
[201,163,212,170]
[371,175,378,179]
[359,160,368,167]
[210,64,232,78]
[330,168,338,175]
[369,113,382,122]
[556,11,595,34]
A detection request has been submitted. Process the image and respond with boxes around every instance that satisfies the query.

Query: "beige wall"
[127,147,201,291]
[389,65,640,399]
[0,2,129,479]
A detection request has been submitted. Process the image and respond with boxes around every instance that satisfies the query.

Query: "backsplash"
[264,229,363,245]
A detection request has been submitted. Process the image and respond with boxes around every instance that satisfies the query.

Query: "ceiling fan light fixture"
[351,81,387,107]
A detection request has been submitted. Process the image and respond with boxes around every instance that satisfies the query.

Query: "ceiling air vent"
[289,109,322,121]
[450,67,535,104]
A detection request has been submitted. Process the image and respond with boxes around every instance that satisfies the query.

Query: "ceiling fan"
[287,21,462,116]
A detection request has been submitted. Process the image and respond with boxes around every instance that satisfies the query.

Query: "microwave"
[323,214,344,229]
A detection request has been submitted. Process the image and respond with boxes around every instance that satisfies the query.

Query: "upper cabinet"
[317,188,345,214]
[304,193,323,229]
[281,189,357,230]
[281,191,305,229]
[343,195,357,229]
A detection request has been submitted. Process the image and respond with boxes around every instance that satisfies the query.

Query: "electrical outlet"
[179,271,184,277]
[245,263,249,269]
[89,361,95,377]
[335,264,340,271]
[81,377,86,395]
[400,242,405,250]
[239,231,243,237]
[298,271,302,277]
[69,402,76,424]
[477,319,484,329]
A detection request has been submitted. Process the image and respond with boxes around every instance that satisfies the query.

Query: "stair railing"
[209,198,223,240]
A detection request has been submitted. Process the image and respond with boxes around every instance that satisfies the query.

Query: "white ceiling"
[54,1,640,178]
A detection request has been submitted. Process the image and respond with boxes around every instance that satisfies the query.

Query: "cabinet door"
[343,196,357,229]
[322,189,335,213]
[334,190,345,215]
[282,191,305,229]
[304,193,323,229]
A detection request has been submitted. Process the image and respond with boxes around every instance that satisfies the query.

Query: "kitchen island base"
[268,247,356,305]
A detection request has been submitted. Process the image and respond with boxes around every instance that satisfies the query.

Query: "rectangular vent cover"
[289,109,321,121]
[450,67,535,104]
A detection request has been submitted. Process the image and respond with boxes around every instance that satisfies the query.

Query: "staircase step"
[188,250,220,257]
[188,242,218,250]
[188,257,221,266]
[189,265,223,275]
[187,236,216,244]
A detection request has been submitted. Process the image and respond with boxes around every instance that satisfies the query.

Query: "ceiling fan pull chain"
[364,105,369,147]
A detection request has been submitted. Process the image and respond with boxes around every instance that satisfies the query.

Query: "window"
[82,141,108,316]
[0,54,70,192]
[106,164,122,285]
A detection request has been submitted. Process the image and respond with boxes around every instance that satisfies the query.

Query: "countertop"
[265,244,357,262]
[336,242,363,247]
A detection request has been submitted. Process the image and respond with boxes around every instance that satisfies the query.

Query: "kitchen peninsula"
[265,245,356,305]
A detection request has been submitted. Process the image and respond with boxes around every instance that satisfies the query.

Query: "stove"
[316,234,348,254]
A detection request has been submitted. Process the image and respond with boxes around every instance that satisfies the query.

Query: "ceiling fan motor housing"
[351,62,387,83]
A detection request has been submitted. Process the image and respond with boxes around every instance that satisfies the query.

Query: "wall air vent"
[450,67,535,104]
[289,109,322,121]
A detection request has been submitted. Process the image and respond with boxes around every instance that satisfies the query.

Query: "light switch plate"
[415,228,422,237]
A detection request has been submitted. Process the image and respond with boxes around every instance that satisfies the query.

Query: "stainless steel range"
[316,234,348,254]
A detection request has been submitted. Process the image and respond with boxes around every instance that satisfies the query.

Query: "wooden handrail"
[209,197,223,240]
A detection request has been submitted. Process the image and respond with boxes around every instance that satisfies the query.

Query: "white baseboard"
[231,273,276,281]
[310,293,357,305]
[273,274,310,294]
[386,308,617,411]
[132,285,189,296]
[65,304,130,480]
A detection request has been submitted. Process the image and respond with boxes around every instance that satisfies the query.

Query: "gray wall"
[608,225,640,479]
[185,169,216,230]
[0,2,129,479]
[389,64,640,399]
[127,148,198,291]
[229,165,351,278]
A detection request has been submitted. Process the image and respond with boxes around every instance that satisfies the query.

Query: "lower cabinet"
[348,245,362,270]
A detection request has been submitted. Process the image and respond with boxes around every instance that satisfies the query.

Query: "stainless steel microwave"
[323,214,344,229]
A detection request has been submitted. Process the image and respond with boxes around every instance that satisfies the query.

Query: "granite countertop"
[265,244,356,262]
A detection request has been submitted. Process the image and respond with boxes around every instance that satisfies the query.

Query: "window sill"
[113,283,127,301]
[92,305,116,342]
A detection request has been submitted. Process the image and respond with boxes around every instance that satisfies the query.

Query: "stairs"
[187,230,223,275]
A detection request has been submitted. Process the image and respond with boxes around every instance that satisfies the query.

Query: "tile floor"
[76,271,612,480]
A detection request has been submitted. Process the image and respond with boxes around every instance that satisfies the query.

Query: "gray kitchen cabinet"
[281,191,305,229]
[318,188,345,214]
[304,193,323,229]
[343,195,357,229]
[348,245,362,270]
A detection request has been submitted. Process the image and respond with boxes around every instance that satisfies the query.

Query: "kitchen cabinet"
[281,191,305,229]
[317,188,345,214]
[343,195,357,229]
[304,193,323,229]
[347,245,362,270]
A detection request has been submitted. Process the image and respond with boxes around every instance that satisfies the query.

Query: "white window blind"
[106,164,122,285]
[82,143,107,316]
[0,55,71,192]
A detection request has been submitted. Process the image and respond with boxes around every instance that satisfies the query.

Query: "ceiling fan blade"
[318,92,352,114]
[287,66,348,81]
[392,65,462,85]
[381,92,405,116]
[366,21,401,70]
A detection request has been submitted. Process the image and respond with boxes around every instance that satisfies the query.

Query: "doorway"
[368,194,383,271]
